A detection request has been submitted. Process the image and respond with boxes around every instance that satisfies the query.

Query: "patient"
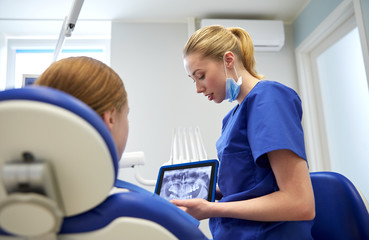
[35,56,129,158]
[34,57,206,239]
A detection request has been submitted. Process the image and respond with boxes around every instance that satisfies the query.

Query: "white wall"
[255,24,299,90]
[111,22,299,189]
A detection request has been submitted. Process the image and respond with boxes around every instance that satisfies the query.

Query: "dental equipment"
[120,127,208,187]
[0,87,208,240]
[53,0,84,62]
[168,126,208,165]
[119,151,157,186]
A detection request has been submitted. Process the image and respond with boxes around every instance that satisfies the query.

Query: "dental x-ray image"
[159,166,211,201]
[155,160,218,202]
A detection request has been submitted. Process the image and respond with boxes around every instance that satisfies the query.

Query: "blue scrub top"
[209,80,314,240]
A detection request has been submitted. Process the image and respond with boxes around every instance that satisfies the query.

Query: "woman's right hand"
[171,198,215,220]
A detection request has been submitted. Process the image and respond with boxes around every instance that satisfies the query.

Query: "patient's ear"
[102,108,116,131]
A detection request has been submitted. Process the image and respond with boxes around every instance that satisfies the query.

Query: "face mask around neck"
[224,59,242,102]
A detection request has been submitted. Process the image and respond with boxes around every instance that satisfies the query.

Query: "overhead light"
[53,0,84,62]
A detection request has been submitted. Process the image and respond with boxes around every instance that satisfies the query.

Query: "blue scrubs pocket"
[218,150,257,197]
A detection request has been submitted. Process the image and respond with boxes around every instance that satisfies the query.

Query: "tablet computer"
[155,159,218,202]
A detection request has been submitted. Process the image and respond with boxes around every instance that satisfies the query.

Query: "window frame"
[5,38,110,89]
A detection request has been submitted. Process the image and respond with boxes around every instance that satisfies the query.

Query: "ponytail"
[229,27,264,79]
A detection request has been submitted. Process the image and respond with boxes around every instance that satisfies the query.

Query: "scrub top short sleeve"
[246,81,307,168]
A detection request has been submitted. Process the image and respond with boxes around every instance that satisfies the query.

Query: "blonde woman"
[171,25,315,239]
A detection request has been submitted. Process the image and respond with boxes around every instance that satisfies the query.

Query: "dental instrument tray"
[155,160,218,202]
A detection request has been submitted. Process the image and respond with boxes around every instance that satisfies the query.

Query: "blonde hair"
[183,25,263,79]
[35,56,127,116]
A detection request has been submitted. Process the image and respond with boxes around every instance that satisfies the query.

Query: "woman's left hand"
[171,198,214,220]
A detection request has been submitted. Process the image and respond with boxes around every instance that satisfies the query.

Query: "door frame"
[295,0,369,171]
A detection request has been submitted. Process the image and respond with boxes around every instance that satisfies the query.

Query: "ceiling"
[0,0,309,24]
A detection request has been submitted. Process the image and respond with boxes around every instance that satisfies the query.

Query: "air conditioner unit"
[200,19,285,52]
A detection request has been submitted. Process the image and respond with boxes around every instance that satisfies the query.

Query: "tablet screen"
[155,160,218,202]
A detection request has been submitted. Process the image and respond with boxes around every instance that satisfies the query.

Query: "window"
[5,38,110,89]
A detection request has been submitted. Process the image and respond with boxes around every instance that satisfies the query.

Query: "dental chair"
[0,86,208,240]
[310,171,369,240]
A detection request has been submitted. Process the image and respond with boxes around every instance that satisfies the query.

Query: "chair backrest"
[310,171,369,240]
[0,86,207,240]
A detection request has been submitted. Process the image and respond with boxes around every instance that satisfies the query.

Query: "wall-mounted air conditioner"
[200,19,285,52]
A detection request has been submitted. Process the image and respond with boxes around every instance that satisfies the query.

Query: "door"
[311,15,369,200]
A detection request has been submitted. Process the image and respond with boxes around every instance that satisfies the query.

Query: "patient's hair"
[183,25,263,79]
[35,57,127,116]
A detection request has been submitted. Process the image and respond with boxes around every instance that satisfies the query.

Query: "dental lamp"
[53,0,84,62]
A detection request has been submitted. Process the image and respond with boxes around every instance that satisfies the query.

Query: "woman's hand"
[172,150,315,222]
[171,198,215,220]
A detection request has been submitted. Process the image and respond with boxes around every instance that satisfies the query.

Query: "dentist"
[171,25,315,240]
